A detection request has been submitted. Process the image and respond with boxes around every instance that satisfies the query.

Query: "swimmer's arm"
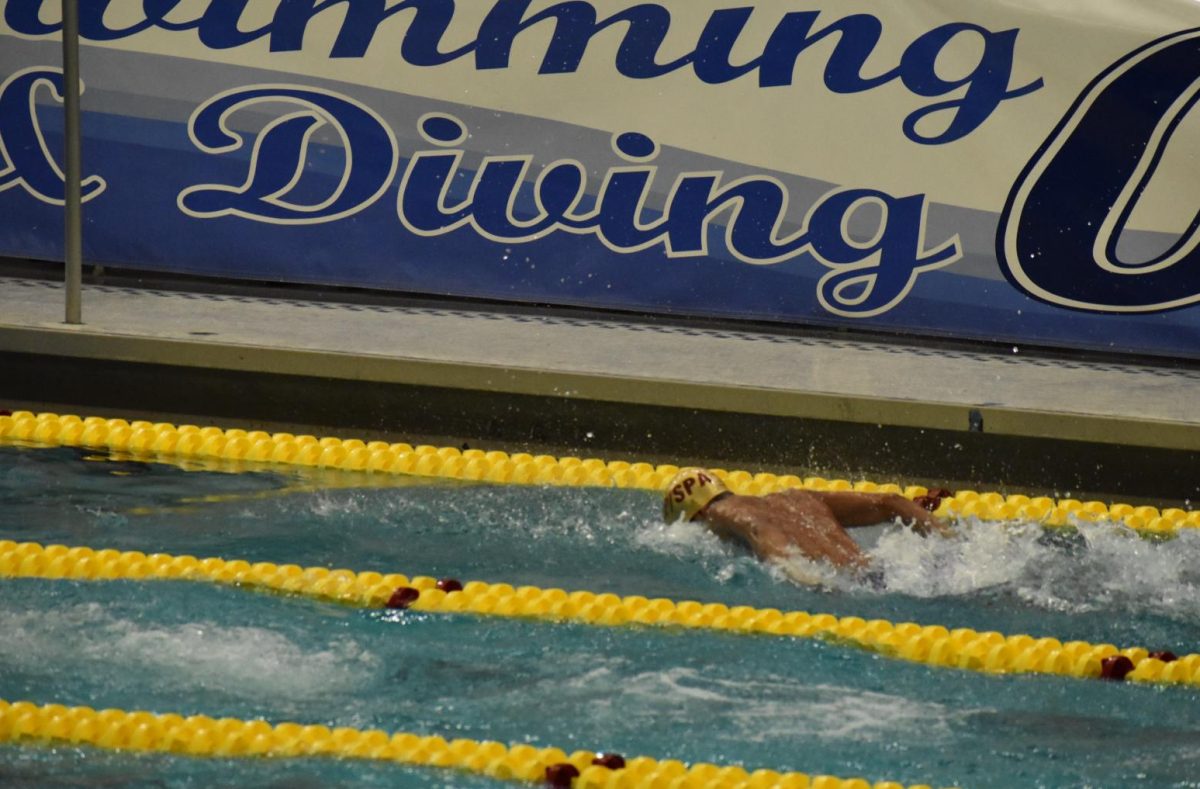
[806,491,950,536]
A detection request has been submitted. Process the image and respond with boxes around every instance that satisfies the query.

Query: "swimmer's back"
[704,490,870,570]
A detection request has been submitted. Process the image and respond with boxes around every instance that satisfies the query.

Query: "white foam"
[630,512,1200,619]
[0,601,378,697]
[872,518,1048,597]
[633,520,730,557]
[105,621,377,696]
[871,518,1200,617]
[564,665,964,744]
[634,520,759,585]
[309,490,365,518]
[767,554,844,590]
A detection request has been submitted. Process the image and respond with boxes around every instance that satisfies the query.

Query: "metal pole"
[61,0,82,324]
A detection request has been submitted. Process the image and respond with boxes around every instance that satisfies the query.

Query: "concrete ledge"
[1,276,1198,502]
[3,311,1199,451]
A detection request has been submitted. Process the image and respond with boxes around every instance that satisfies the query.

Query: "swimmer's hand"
[772,554,884,590]
[909,488,954,538]
[773,557,828,587]
[903,502,953,537]
[913,488,953,513]
[912,514,955,538]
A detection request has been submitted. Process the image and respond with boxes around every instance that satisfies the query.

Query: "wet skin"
[699,489,948,570]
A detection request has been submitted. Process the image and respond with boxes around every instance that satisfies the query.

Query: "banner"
[2,1,1199,359]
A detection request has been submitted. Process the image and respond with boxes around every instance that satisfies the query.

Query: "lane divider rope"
[0,412,1195,537]
[0,540,1190,688]
[0,698,947,789]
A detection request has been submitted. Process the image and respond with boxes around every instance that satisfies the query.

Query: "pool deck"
[1,272,1198,500]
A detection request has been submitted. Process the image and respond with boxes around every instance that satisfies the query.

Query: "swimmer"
[663,468,952,583]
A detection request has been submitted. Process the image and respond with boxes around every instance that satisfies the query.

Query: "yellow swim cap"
[663,468,729,522]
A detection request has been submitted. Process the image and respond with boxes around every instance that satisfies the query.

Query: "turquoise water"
[2,445,1200,788]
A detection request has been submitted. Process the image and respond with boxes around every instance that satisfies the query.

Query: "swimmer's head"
[663,468,729,522]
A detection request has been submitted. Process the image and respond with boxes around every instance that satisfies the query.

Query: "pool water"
[2,445,1200,788]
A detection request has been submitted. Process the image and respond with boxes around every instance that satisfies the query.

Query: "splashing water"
[639,507,1200,631]
[633,517,772,586]
[872,518,1200,618]
[6,448,1200,787]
